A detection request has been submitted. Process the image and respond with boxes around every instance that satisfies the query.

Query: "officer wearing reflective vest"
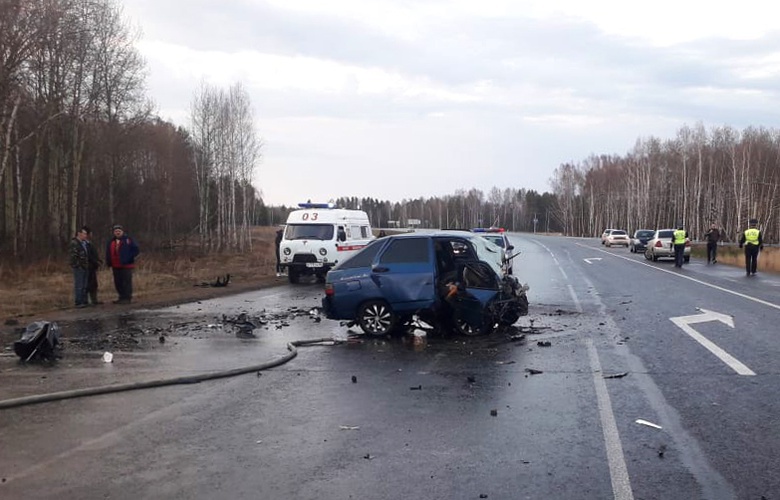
[670,224,688,268]
[739,219,764,276]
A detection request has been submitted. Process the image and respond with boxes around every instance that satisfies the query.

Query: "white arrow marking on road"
[584,258,603,264]
[669,308,755,376]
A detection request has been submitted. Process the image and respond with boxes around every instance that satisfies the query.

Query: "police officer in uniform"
[739,219,763,276]
[671,224,688,268]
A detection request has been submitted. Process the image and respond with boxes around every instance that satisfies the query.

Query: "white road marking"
[567,284,584,313]
[669,309,756,376]
[576,243,780,311]
[535,240,568,280]
[586,337,635,500]
[584,258,603,264]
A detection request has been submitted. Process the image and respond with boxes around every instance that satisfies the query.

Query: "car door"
[371,237,436,313]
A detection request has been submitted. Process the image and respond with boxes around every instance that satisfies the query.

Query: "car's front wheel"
[357,300,397,335]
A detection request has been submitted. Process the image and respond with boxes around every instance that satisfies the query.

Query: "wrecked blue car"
[322,231,528,336]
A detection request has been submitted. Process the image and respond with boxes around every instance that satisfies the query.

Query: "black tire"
[357,300,397,335]
[644,249,652,261]
[288,268,300,284]
[684,256,690,263]
[652,252,658,262]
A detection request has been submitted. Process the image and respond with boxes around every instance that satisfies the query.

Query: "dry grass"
[691,244,779,271]
[0,227,281,319]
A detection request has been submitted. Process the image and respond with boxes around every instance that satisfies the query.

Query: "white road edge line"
[586,337,635,500]
[576,243,780,311]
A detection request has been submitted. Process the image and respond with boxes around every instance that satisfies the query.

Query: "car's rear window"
[482,235,505,248]
[636,230,654,238]
[658,230,674,238]
[611,230,627,236]
[337,240,382,269]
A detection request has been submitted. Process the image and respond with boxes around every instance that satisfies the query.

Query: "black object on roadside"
[13,321,60,362]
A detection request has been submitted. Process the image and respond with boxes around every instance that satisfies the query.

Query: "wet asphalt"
[1,234,780,499]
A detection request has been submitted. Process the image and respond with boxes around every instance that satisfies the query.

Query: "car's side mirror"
[507,245,515,251]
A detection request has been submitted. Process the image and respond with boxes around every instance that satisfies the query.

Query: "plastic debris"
[603,372,628,379]
[635,419,662,430]
[339,426,360,431]
[351,375,357,383]
[410,385,422,391]
[490,409,498,417]
[525,368,543,375]
[536,340,552,347]
[102,351,113,363]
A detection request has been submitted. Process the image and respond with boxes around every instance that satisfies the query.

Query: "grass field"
[0,227,281,319]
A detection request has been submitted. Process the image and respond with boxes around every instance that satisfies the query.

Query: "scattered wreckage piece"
[13,322,61,362]
[194,274,231,288]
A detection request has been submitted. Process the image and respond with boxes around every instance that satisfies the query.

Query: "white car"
[471,228,516,275]
[604,229,630,247]
[644,229,691,262]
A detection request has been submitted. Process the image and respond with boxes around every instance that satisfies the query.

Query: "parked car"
[322,232,529,336]
[629,229,655,253]
[604,229,630,247]
[601,229,617,245]
[470,227,516,275]
[644,229,691,262]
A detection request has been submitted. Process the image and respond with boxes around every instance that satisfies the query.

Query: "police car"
[470,227,516,275]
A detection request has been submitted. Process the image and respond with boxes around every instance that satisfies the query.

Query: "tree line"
[0,0,261,261]
[549,124,779,243]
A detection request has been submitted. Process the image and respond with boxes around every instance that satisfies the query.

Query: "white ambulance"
[279,203,375,283]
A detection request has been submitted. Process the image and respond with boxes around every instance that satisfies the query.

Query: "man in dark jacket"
[275,227,284,276]
[82,225,102,305]
[704,223,721,264]
[739,219,763,276]
[68,227,90,308]
[106,224,140,304]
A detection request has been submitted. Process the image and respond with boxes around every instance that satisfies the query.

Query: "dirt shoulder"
[3,275,287,325]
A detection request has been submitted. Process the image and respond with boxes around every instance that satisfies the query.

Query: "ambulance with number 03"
[280,203,375,283]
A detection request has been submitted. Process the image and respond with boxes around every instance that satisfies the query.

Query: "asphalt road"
[1,234,779,499]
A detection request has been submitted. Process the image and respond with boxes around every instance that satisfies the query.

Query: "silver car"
[644,229,691,262]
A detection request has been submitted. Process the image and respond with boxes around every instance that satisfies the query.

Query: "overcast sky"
[123,0,780,206]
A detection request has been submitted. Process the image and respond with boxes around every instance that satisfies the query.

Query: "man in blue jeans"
[68,227,90,308]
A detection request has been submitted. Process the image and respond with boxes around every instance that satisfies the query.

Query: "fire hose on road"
[0,338,337,411]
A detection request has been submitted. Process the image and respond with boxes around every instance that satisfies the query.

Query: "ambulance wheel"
[357,300,397,335]
[288,268,300,284]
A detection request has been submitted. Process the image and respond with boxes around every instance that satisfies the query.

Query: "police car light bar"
[471,227,505,233]
[298,202,335,209]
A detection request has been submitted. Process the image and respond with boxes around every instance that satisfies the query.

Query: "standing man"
[68,227,90,308]
[82,226,102,305]
[671,224,688,268]
[704,223,721,264]
[739,219,763,276]
[275,226,284,276]
[106,224,140,304]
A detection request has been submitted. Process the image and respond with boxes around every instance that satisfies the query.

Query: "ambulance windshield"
[285,224,335,240]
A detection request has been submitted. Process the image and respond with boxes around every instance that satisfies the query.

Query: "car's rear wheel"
[644,249,652,261]
[357,300,397,335]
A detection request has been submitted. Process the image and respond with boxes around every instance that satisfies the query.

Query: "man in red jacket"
[105,225,140,304]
